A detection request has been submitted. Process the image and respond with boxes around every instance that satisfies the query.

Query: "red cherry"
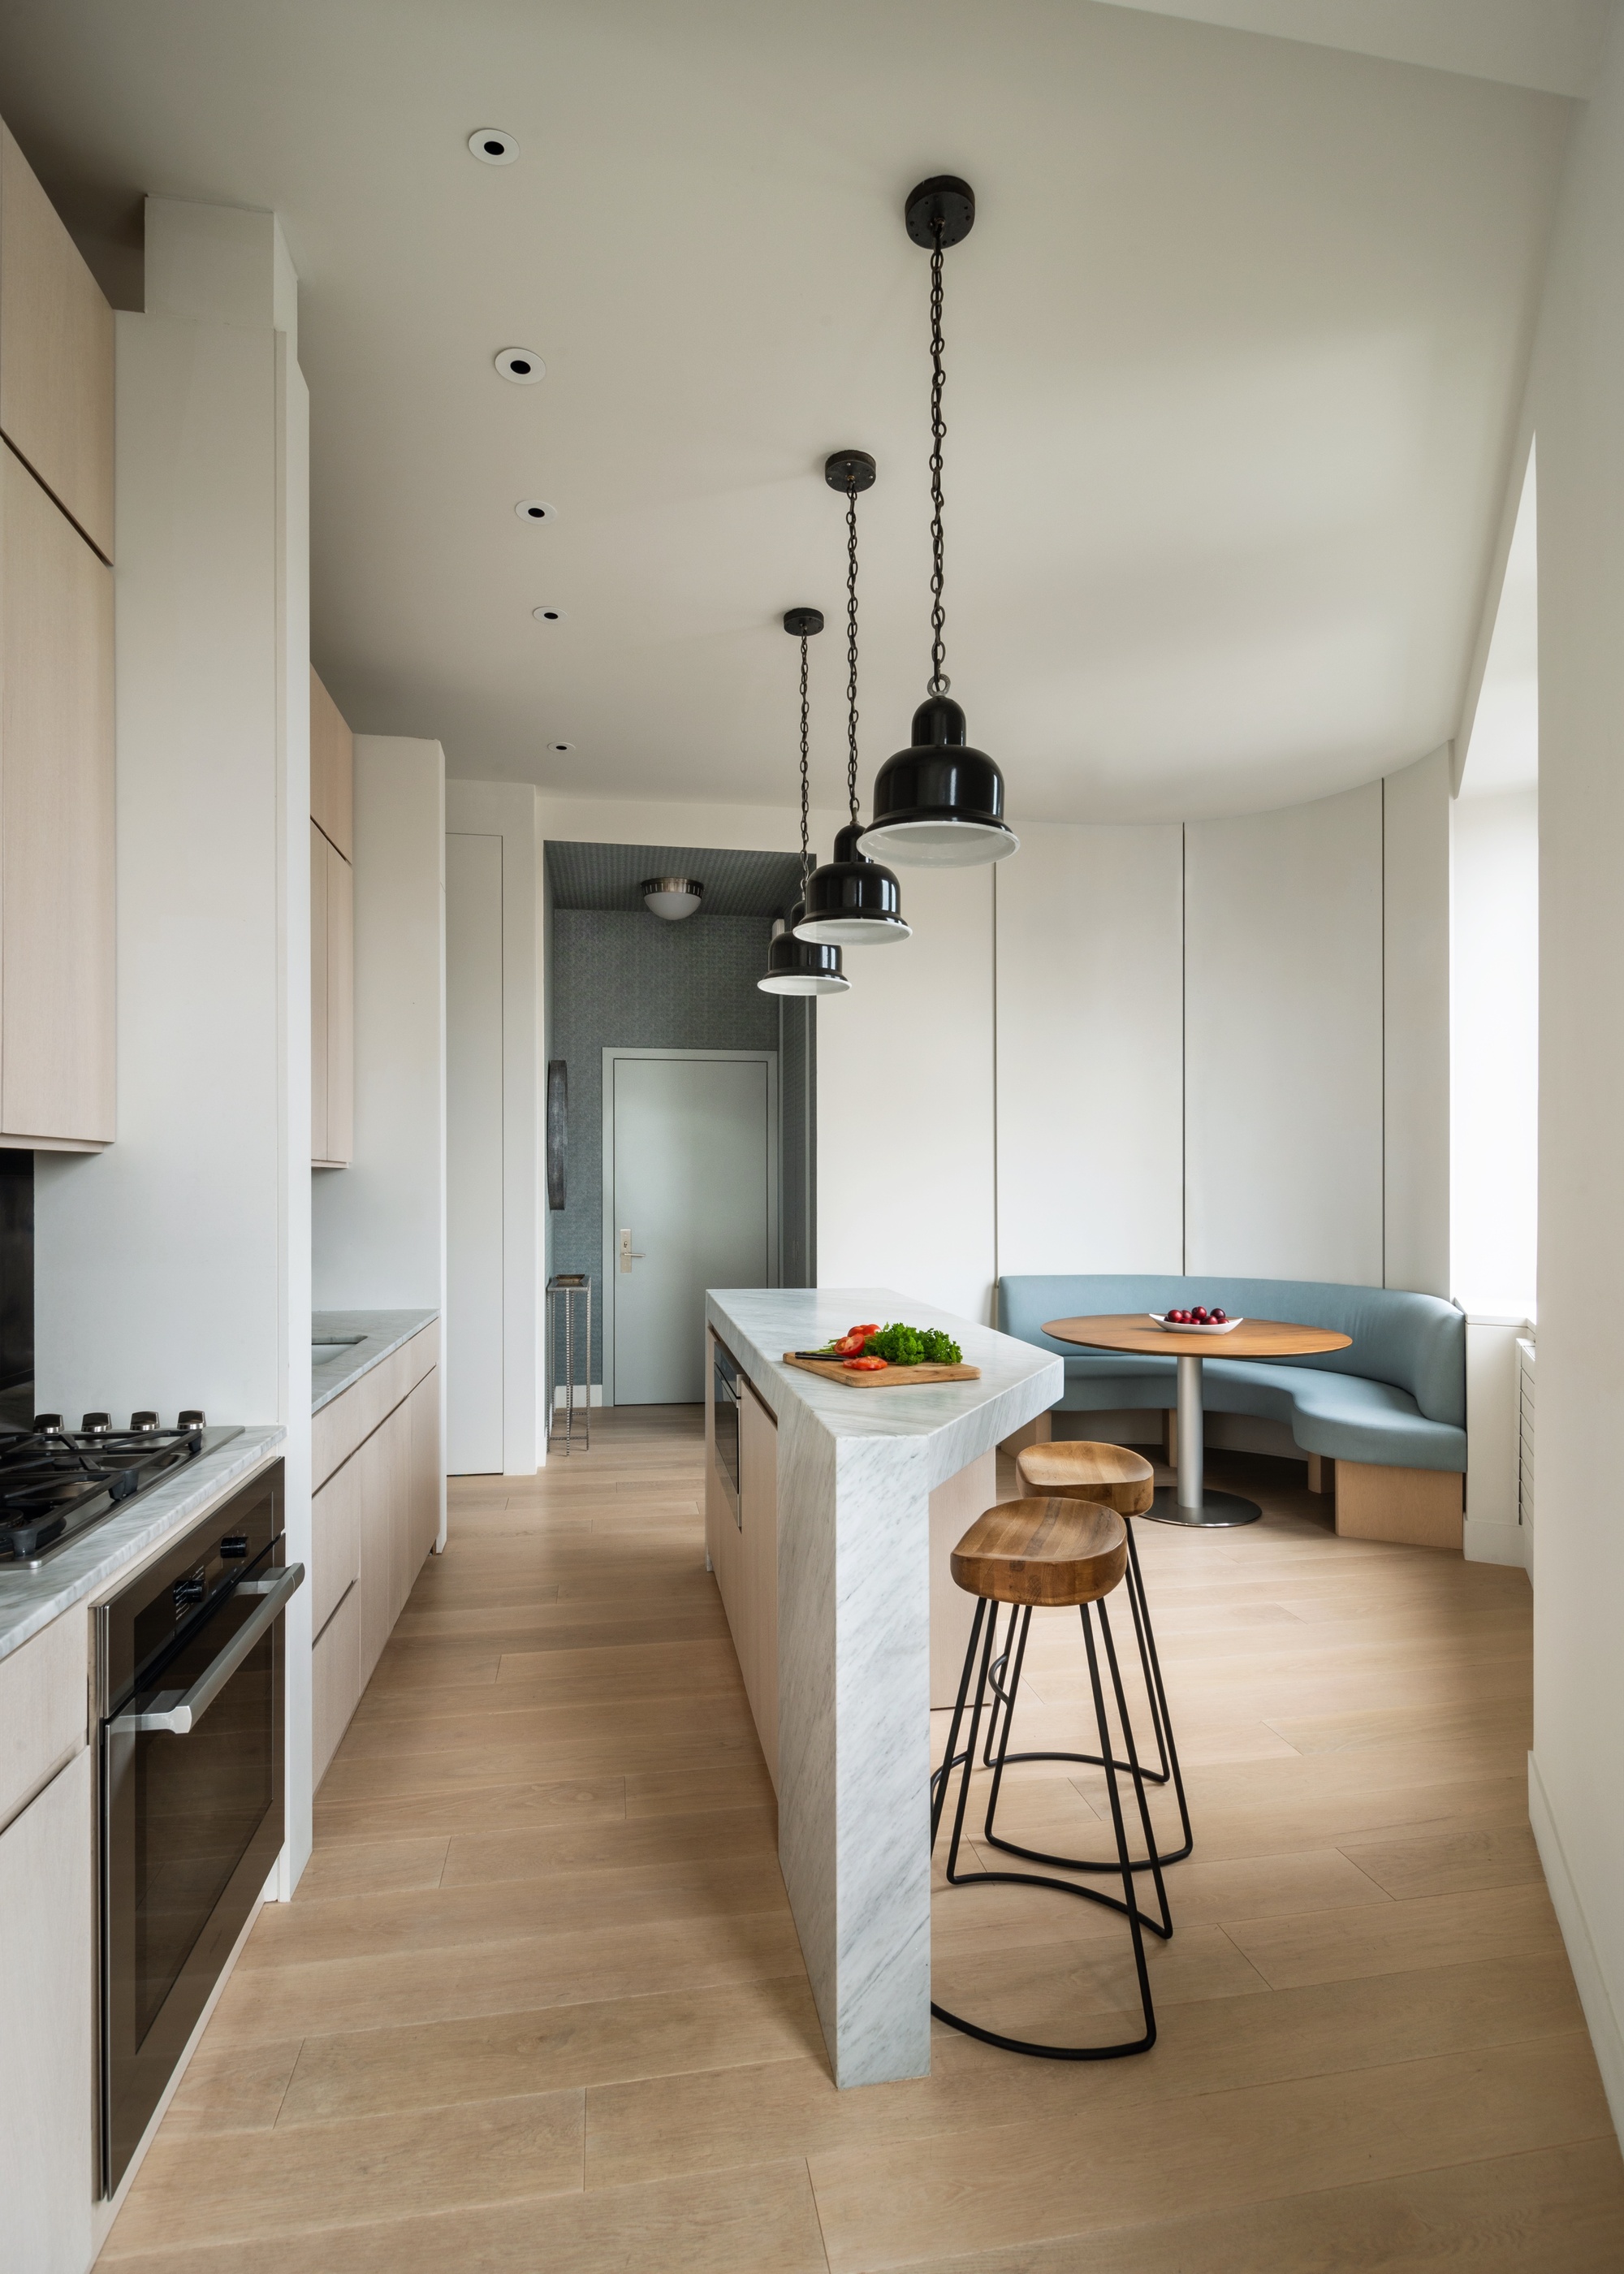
[1191,1308,1209,1324]
[1212,1308,1228,1323]
[1169,1310,1188,1324]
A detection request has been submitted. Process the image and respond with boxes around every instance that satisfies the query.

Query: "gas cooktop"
[0,1416,244,1570]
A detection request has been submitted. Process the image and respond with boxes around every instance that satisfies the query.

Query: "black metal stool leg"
[930,1589,1161,2059]
[976,1526,1193,1873]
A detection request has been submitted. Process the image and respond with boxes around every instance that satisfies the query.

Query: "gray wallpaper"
[549,908,784,1385]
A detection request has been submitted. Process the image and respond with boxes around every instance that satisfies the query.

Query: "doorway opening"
[544,839,815,1409]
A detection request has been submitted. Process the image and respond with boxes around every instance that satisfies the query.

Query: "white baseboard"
[1528,1750,1624,2151]
[1464,1516,1529,1571]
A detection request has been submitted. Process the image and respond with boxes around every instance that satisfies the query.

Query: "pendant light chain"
[927,219,950,697]
[845,481,862,825]
[798,633,812,886]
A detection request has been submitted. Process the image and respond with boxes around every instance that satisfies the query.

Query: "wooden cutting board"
[782,1355,982,1389]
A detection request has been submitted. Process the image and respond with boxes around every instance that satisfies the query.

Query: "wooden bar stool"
[931,1497,1170,2060]
[987,1439,1192,1871]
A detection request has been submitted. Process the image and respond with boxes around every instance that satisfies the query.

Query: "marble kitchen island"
[704,1287,1061,2088]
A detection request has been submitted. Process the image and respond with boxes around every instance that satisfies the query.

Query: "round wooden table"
[1040,1314,1353,1528]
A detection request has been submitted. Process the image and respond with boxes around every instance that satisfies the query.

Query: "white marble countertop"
[0,1426,287,1667]
[706,1287,1062,1490]
[312,1309,438,1414]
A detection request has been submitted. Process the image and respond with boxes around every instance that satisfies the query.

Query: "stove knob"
[178,1409,206,1431]
[130,1412,159,1432]
[32,1413,63,1435]
[80,1412,110,1434]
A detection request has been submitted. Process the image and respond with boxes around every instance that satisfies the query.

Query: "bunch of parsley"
[864,1324,962,1365]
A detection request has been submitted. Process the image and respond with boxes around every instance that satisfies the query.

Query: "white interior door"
[445,833,504,1472]
[607,1052,776,1404]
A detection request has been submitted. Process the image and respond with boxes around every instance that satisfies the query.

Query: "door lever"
[618,1229,646,1273]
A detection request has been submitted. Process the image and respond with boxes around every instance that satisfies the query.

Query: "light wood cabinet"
[0,1746,94,2274]
[310,824,353,1166]
[0,443,114,1149]
[310,1338,442,1789]
[310,668,353,861]
[309,672,354,1169]
[0,123,114,561]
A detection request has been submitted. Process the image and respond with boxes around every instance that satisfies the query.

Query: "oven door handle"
[107,1562,305,1736]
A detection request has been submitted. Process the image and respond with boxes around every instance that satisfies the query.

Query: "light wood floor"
[99,1412,1624,2271]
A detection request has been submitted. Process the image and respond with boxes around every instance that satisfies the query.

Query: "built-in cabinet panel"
[310,1342,443,1788]
[309,668,353,861]
[309,672,354,1169]
[0,443,114,1147]
[0,1602,86,1829]
[0,124,114,560]
[706,1340,779,1792]
[0,1745,93,2274]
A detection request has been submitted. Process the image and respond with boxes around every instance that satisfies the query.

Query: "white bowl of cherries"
[1150,1306,1243,1334]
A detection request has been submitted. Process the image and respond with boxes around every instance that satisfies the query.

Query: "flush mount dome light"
[641,876,704,922]
[516,499,556,522]
[469,128,519,164]
[495,347,546,383]
[532,606,566,622]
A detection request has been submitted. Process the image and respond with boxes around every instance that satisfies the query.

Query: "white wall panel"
[995,822,1182,1276]
[1185,782,1383,1282]
[445,831,505,1473]
[816,864,996,1324]
[1383,748,1452,1295]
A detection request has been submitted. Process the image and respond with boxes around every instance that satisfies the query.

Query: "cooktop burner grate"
[0,1419,243,1569]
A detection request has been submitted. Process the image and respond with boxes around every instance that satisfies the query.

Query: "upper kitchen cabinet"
[0,443,114,1148]
[310,666,353,861]
[0,124,114,563]
[311,670,354,1167]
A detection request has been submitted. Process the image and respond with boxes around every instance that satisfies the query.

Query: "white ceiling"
[0,0,1575,822]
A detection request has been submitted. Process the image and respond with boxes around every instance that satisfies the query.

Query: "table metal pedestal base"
[1142,1485,1261,1528]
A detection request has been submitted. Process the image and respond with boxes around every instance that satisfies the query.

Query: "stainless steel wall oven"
[713,1338,741,1527]
[96,1459,300,2194]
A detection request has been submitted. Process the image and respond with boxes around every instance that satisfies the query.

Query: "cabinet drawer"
[312,1580,360,1789]
[0,1611,87,1833]
[311,1454,362,1636]
[313,1323,440,1489]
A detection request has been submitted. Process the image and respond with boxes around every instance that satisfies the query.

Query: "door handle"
[618,1230,646,1273]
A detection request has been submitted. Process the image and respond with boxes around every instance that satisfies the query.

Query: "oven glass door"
[713,1341,741,1525]
[102,1543,286,2191]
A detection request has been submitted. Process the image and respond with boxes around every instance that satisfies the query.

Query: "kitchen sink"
[313,1337,365,1365]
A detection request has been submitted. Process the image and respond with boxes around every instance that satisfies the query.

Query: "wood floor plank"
[98,1412,1623,2274]
[100,2090,585,2257]
[805,2034,1612,2272]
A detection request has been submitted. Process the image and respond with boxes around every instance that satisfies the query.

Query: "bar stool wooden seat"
[997,1439,1191,1870]
[931,1497,1170,2060]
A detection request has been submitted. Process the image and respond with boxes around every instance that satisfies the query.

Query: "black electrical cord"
[928,215,949,697]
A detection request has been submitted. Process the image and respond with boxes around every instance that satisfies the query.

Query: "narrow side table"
[547,1276,593,1454]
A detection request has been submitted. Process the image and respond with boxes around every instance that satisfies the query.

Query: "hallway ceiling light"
[761,608,849,997]
[469,128,519,164]
[533,606,565,622]
[863,177,1018,871]
[516,498,555,522]
[641,876,705,920]
[794,453,910,949]
[495,347,546,383]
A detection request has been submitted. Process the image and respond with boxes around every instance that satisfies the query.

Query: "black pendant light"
[760,608,851,997]
[863,177,1018,870]
[794,453,911,948]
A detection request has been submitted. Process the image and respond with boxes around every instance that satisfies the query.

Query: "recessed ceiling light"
[495,347,545,383]
[533,607,566,623]
[549,742,572,753]
[515,498,556,522]
[469,128,518,165]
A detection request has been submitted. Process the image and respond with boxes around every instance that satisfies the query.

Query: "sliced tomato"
[843,1355,888,1372]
